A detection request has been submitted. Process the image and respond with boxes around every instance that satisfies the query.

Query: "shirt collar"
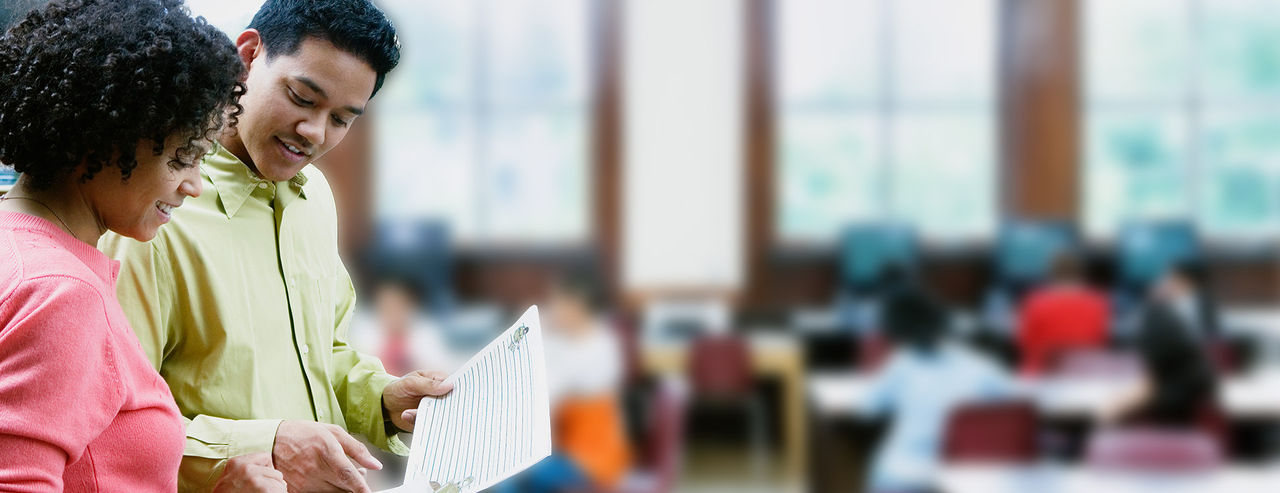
[203,143,309,218]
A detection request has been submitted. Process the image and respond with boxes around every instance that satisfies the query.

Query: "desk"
[640,334,806,481]
[938,464,1280,493]
[809,370,1280,420]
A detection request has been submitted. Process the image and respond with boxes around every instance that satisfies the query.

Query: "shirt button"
[257,182,269,189]
[301,344,310,355]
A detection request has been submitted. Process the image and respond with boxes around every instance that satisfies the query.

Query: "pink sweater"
[0,212,184,492]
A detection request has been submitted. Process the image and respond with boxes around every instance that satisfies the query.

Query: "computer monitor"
[1117,219,1199,288]
[366,218,454,313]
[996,219,1080,286]
[840,223,917,294]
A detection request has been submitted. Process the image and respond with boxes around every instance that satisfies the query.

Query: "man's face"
[228,32,377,181]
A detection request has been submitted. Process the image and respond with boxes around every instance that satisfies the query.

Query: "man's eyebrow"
[295,76,365,115]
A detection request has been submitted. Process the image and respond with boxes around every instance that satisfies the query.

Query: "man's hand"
[382,370,454,432]
[272,420,382,493]
[212,453,287,493]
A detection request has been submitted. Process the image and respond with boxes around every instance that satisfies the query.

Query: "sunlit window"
[376,0,590,244]
[1085,0,1280,237]
[776,0,997,242]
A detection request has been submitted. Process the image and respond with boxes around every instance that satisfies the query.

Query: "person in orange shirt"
[1016,252,1111,376]
[494,271,632,493]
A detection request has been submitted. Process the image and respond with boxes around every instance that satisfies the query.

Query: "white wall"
[623,0,745,292]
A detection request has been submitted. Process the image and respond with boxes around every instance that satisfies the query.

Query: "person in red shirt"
[1016,252,1111,376]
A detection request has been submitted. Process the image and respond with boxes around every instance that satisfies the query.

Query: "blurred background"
[8,0,1280,491]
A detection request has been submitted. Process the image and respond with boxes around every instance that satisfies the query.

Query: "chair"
[943,400,1040,463]
[363,218,454,315]
[856,333,893,372]
[685,334,771,478]
[1112,220,1201,339]
[834,222,918,334]
[1086,428,1222,472]
[980,219,1081,335]
[603,378,688,493]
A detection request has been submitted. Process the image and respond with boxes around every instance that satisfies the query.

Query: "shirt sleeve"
[0,277,126,491]
[861,352,904,418]
[328,264,407,455]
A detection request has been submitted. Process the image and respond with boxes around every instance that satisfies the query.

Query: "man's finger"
[401,409,417,424]
[406,371,454,397]
[321,446,373,493]
[331,428,383,471]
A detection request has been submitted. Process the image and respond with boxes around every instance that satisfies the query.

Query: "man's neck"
[217,130,265,179]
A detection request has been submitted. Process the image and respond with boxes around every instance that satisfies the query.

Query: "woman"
[0,0,282,491]
[1102,302,1219,429]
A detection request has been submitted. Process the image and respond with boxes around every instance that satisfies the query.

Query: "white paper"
[384,306,551,493]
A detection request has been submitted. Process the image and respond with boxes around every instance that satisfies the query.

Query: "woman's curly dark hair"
[0,0,245,189]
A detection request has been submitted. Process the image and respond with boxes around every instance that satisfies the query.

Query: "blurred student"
[862,288,1014,493]
[1101,303,1219,430]
[350,276,460,377]
[1016,252,1110,376]
[0,0,283,490]
[1151,259,1219,339]
[495,271,632,493]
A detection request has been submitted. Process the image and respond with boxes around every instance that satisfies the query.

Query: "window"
[376,0,591,244]
[1085,0,1280,237]
[776,0,997,242]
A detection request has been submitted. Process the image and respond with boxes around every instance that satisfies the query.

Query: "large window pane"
[1085,0,1191,103]
[1086,0,1280,237]
[487,0,588,107]
[1200,111,1280,234]
[1199,0,1280,101]
[375,112,479,238]
[891,113,995,236]
[383,0,477,108]
[1085,112,1190,231]
[776,0,996,243]
[378,0,590,243]
[777,115,881,240]
[892,0,995,105]
[778,0,880,106]
[482,113,587,241]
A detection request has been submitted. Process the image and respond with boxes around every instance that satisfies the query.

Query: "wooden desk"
[640,333,806,482]
[809,369,1280,420]
[939,464,1280,493]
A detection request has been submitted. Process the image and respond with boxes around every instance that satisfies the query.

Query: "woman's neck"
[0,177,105,246]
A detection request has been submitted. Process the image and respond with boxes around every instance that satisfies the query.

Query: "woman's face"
[89,135,205,241]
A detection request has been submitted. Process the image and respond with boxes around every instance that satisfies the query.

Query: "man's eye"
[289,89,313,106]
[331,115,350,127]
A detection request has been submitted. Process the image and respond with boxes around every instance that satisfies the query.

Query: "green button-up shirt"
[99,144,404,491]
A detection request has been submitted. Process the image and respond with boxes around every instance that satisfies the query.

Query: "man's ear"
[234,29,264,74]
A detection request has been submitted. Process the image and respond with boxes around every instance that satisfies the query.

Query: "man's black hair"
[248,0,399,98]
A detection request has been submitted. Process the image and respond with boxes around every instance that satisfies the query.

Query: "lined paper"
[396,306,551,493]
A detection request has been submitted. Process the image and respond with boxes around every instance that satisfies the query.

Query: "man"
[99,1,451,491]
